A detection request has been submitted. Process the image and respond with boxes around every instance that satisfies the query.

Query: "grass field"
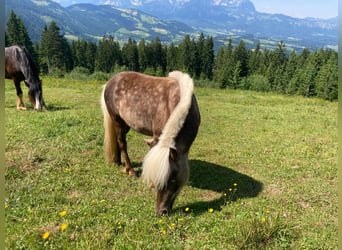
[5,77,337,249]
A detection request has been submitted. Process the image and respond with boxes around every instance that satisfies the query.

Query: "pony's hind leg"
[115,122,136,177]
[102,99,121,165]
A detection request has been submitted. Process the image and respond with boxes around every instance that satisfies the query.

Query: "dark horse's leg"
[113,118,137,177]
[14,80,26,110]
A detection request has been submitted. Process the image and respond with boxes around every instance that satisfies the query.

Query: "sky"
[250,0,338,19]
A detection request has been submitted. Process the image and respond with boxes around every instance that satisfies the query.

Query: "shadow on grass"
[175,160,263,216]
[44,103,70,111]
[5,103,70,112]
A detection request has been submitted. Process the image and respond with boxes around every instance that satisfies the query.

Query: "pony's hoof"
[121,168,137,177]
[17,106,26,110]
[149,183,155,190]
[128,170,137,177]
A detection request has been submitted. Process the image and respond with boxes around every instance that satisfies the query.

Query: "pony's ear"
[169,148,178,161]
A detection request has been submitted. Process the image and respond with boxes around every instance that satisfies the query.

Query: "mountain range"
[5,0,338,51]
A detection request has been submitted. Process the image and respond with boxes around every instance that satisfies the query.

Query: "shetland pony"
[101,71,200,215]
[5,45,46,111]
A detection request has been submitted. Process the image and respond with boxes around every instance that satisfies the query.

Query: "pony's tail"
[101,85,120,164]
[142,71,194,190]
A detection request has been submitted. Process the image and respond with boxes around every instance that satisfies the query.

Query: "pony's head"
[143,146,189,215]
[27,79,44,111]
[155,148,189,215]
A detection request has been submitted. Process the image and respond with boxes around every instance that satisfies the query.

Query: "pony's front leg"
[122,151,136,177]
[14,81,26,110]
[16,94,26,110]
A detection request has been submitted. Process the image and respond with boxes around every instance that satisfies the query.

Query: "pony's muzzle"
[156,207,170,216]
[34,102,42,111]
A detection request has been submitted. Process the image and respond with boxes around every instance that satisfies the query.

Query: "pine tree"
[95,36,121,73]
[39,21,72,74]
[315,52,338,101]
[231,61,241,89]
[232,40,248,78]
[138,38,148,72]
[6,10,34,54]
[122,38,139,71]
[150,37,166,74]
[195,32,205,79]
[71,39,87,68]
[248,43,262,75]
[213,47,225,86]
[284,51,297,81]
[166,42,178,72]
[6,10,37,64]
[214,38,233,88]
[84,41,97,73]
[202,36,214,80]
[178,35,196,76]
[266,41,288,91]
[298,57,317,97]
[284,51,298,94]
[297,48,311,68]
[71,39,96,73]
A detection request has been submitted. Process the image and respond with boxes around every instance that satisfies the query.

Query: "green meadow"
[5,77,337,249]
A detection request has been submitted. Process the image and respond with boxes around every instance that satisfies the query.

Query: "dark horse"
[101,71,200,215]
[5,45,46,111]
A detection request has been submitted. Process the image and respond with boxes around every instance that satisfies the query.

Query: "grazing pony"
[101,71,200,215]
[5,45,46,111]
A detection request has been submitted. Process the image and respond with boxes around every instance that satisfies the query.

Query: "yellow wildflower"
[208,208,214,213]
[162,229,166,235]
[59,210,67,217]
[60,223,68,232]
[233,183,237,187]
[170,223,176,228]
[159,219,164,224]
[260,217,266,223]
[42,231,50,240]
[184,207,190,212]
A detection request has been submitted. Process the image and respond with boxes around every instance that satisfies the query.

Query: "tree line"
[6,10,337,101]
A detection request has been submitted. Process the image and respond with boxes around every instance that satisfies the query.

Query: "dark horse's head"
[20,47,44,111]
[25,78,44,111]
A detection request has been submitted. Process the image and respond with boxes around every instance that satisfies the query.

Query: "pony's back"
[6,46,39,82]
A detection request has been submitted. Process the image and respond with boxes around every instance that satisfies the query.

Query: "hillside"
[5,0,194,43]
[5,0,338,50]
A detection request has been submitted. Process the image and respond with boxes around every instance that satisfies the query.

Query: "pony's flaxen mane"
[142,71,194,190]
